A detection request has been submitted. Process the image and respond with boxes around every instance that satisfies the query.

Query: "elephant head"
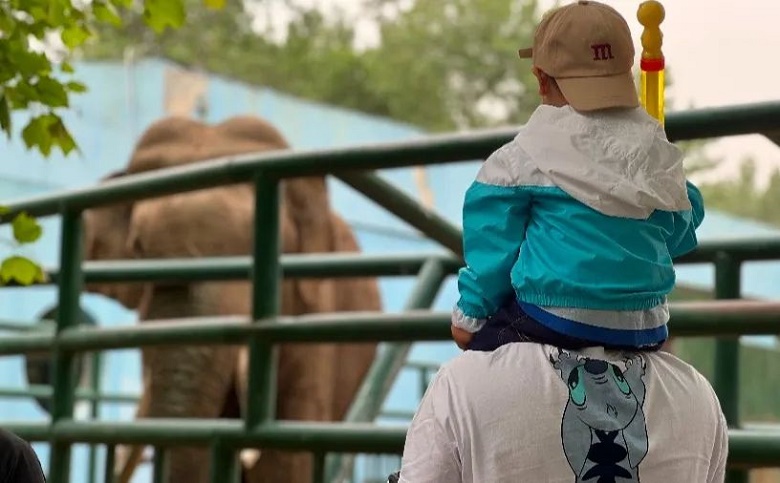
[81,115,380,483]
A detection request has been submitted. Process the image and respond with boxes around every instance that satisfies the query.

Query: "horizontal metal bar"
[48,253,461,285]
[378,410,417,420]
[665,101,780,142]
[5,420,405,453]
[402,361,441,371]
[676,237,780,264]
[26,237,780,288]
[0,301,778,356]
[0,421,777,467]
[0,332,60,354]
[0,320,54,332]
[0,385,138,404]
[669,300,780,336]
[728,430,780,469]
[3,102,779,218]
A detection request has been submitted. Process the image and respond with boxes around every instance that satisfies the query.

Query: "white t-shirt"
[398,343,728,483]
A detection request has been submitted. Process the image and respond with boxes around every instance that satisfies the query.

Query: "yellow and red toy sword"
[637,1,665,125]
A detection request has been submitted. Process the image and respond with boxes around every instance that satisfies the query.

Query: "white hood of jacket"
[514,105,691,219]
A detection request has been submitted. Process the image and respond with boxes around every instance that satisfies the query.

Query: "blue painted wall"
[0,58,775,481]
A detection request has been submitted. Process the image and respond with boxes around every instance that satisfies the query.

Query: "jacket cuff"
[451,305,486,333]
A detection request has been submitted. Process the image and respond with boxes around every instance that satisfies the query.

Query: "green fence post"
[103,445,115,483]
[325,258,448,482]
[714,252,746,483]
[209,441,238,483]
[152,447,167,483]
[312,452,325,483]
[49,210,85,483]
[88,352,102,483]
[246,173,281,428]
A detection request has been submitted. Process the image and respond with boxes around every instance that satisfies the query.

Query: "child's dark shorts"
[465,299,665,352]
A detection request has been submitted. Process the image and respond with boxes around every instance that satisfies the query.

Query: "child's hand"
[450,325,473,350]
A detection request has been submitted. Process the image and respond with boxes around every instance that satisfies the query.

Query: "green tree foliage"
[0,0,203,156]
[0,0,221,285]
[83,0,542,131]
[697,158,780,227]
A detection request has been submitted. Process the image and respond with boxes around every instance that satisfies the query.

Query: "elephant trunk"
[142,286,242,483]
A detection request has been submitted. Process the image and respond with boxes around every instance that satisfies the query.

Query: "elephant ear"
[214,117,335,310]
[330,211,381,418]
[287,187,336,312]
[217,116,331,255]
[82,170,148,311]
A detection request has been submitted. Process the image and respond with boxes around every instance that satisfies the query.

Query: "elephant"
[81,115,381,483]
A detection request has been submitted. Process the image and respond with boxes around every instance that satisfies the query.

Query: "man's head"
[519,0,639,112]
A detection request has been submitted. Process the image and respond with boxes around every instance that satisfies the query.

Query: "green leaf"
[6,85,30,110]
[34,77,69,108]
[11,212,43,244]
[48,0,66,26]
[60,62,75,73]
[47,115,78,156]
[65,81,88,93]
[27,7,49,24]
[14,82,39,104]
[0,256,46,286]
[21,113,78,157]
[93,2,123,26]
[0,11,15,34]
[0,96,11,137]
[13,50,51,79]
[61,24,91,49]
[0,206,11,216]
[22,115,54,156]
[142,0,186,33]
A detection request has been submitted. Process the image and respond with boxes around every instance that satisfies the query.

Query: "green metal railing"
[0,101,779,483]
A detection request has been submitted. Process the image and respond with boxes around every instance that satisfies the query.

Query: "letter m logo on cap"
[590,43,615,61]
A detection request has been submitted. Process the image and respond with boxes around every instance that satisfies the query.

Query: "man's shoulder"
[441,343,718,402]
[645,349,721,401]
[438,343,555,384]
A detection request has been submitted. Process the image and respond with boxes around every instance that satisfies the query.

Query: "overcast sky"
[252,0,780,187]
[598,0,780,187]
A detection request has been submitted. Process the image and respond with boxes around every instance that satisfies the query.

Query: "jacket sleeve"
[667,180,705,259]
[454,160,531,331]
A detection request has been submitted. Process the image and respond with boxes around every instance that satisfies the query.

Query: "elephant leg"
[325,213,382,419]
[239,279,296,483]
[241,342,338,483]
[330,275,381,419]
[235,347,264,481]
[114,368,152,483]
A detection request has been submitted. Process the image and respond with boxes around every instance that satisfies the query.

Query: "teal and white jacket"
[453,105,705,348]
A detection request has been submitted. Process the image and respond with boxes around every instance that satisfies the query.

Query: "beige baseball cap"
[518,0,639,112]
